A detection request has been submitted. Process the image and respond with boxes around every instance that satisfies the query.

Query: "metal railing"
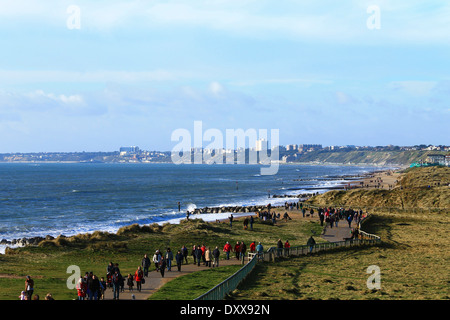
[261,234,380,262]
[195,254,258,300]
[195,216,381,300]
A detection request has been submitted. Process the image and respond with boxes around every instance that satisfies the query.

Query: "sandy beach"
[346,169,402,190]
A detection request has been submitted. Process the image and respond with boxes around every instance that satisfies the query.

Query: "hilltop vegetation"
[290,149,446,166]
[306,166,450,209]
[230,166,450,300]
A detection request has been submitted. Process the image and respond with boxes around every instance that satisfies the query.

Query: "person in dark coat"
[141,254,151,277]
[181,245,189,264]
[307,236,316,253]
[175,250,184,271]
[212,246,220,267]
[277,239,283,256]
[195,245,203,267]
[159,257,167,277]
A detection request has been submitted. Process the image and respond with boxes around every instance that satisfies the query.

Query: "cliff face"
[291,150,445,166]
[307,167,450,209]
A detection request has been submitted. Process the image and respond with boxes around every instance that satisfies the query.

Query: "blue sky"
[0,0,449,152]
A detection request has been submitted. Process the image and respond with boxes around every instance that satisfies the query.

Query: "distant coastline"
[0,148,446,166]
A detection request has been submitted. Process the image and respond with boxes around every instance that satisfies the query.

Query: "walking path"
[102,212,357,300]
[103,256,243,300]
[321,219,357,242]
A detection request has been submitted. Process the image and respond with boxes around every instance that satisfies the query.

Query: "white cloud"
[2,0,450,43]
[0,69,176,85]
[30,90,84,104]
[389,81,438,96]
[208,81,224,95]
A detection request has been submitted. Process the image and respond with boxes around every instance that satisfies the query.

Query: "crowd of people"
[21,202,366,301]
[315,206,365,229]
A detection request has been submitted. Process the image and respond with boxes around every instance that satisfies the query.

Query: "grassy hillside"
[229,167,450,300]
[230,211,450,300]
[292,150,446,166]
[0,211,323,300]
[306,166,450,209]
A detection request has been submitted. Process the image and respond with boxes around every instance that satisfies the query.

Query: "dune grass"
[0,209,323,300]
[228,211,450,300]
[149,265,243,300]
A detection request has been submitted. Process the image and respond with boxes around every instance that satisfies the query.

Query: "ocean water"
[0,163,385,252]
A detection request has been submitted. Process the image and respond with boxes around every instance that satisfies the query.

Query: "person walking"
[205,247,212,267]
[223,242,231,260]
[76,277,87,300]
[175,250,183,271]
[319,213,324,226]
[347,214,353,228]
[88,274,100,300]
[166,248,173,271]
[212,246,220,267]
[234,241,241,260]
[159,256,167,278]
[191,245,197,264]
[256,242,264,261]
[112,270,122,300]
[201,244,206,265]
[195,245,203,267]
[142,254,151,277]
[250,241,256,253]
[134,266,143,292]
[284,240,291,256]
[127,274,134,292]
[153,250,161,271]
[240,241,247,264]
[24,276,34,301]
[229,214,234,228]
[181,245,189,264]
[307,236,316,254]
[277,239,283,257]
[99,277,106,300]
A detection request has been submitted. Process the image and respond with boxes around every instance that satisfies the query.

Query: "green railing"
[262,234,380,262]
[195,215,381,300]
[194,232,380,300]
[195,254,258,300]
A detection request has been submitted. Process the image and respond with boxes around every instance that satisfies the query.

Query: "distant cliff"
[289,150,445,166]
[306,166,450,209]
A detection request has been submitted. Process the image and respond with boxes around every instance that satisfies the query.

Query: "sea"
[0,162,391,253]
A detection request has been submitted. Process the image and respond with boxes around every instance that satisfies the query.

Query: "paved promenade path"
[103,212,357,300]
[321,218,357,242]
[103,255,243,300]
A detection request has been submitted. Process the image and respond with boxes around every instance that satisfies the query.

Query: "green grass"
[0,210,322,300]
[149,265,243,300]
[228,211,450,300]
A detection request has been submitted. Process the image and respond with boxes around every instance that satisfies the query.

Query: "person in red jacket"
[234,241,241,260]
[250,241,256,253]
[76,277,87,300]
[284,240,291,256]
[201,244,206,265]
[134,266,143,292]
[223,242,232,260]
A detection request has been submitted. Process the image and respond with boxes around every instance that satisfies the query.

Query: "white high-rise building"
[255,138,268,151]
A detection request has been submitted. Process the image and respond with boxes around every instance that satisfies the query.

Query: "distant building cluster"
[426,154,450,167]
[118,146,169,163]
[285,144,323,152]
[0,144,448,165]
